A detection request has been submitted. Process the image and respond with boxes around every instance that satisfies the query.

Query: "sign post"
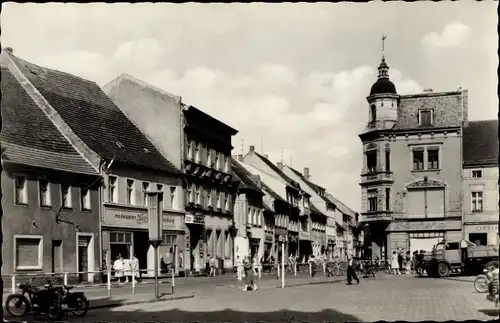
[147,191,163,300]
[171,244,177,294]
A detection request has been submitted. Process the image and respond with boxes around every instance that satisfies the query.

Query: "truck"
[422,239,499,278]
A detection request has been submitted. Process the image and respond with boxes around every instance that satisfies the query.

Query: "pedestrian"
[122,256,131,282]
[242,256,257,291]
[130,254,141,282]
[205,254,211,276]
[308,254,317,277]
[209,255,217,277]
[101,258,108,284]
[391,251,401,275]
[460,239,468,265]
[405,251,412,274]
[346,254,359,285]
[235,255,244,283]
[412,251,418,273]
[397,250,403,272]
[113,254,124,282]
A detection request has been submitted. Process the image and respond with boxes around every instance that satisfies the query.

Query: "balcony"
[360,211,394,223]
[360,170,393,186]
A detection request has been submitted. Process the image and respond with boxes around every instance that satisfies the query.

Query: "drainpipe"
[459,88,465,240]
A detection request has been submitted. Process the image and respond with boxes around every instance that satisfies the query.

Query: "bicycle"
[326,262,344,277]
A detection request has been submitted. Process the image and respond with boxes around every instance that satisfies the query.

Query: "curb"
[90,294,195,309]
[76,280,171,289]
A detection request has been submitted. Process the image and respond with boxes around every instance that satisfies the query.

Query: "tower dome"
[369,58,397,96]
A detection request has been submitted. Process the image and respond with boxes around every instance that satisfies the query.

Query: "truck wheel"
[437,262,450,277]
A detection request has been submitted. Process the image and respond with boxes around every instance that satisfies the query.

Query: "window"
[366,150,377,173]
[412,149,424,170]
[468,233,487,246]
[108,176,118,203]
[368,190,377,212]
[224,192,229,210]
[39,179,51,206]
[419,109,433,126]
[472,170,483,178]
[126,179,135,205]
[187,140,193,160]
[445,242,459,250]
[61,184,72,208]
[15,236,43,270]
[207,188,213,207]
[187,184,194,204]
[206,147,211,167]
[247,208,252,225]
[162,233,177,248]
[216,190,221,209]
[194,141,200,163]
[385,188,390,211]
[385,151,391,172]
[215,153,220,170]
[14,176,28,205]
[427,148,439,170]
[195,185,201,204]
[370,105,376,123]
[110,231,133,244]
[224,155,229,173]
[142,182,150,206]
[169,186,176,209]
[472,191,483,212]
[81,187,91,210]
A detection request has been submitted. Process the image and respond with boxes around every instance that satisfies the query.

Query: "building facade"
[1,55,101,283]
[359,57,466,260]
[462,120,499,246]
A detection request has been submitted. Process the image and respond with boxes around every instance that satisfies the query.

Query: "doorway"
[78,236,91,283]
[52,240,63,273]
[133,231,149,275]
[188,225,203,272]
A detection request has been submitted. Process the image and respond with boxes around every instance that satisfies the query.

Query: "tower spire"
[381,34,387,60]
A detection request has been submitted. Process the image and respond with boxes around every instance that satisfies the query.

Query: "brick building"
[359,57,466,260]
[462,120,499,246]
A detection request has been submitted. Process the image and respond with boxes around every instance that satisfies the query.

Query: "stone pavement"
[6,274,498,322]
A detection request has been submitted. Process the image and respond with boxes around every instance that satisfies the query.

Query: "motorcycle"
[5,278,64,320]
[58,284,90,317]
[474,267,493,293]
[485,267,499,307]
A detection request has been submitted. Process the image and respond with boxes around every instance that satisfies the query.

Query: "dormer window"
[370,105,376,123]
[418,109,433,126]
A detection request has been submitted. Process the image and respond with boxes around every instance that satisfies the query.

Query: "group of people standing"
[390,249,427,275]
[108,254,141,282]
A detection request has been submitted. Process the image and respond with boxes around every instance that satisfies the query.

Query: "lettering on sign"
[474,225,499,232]
[265,233,273,243]
[185,214,205,225]
[105,208,183,230]
[389,220,461,232]
[299,232,311,241]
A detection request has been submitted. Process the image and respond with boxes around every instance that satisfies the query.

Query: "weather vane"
[382,34,387,58]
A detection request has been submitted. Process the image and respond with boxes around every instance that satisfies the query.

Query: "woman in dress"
[405,251,412,274]
[113,254,124,282]
[391,250,401,275]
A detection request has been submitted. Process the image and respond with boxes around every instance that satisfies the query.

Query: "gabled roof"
[8,54,180,175]
[286,166,333,207]
[325,194,357,218]
[1,66,97,175]
[231,158,264,194]
[463,120,498,167]
[253,152,301,189]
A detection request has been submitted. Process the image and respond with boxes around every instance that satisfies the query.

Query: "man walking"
[346,254,359,285]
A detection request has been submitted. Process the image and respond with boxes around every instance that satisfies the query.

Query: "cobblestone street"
[9,275,497,322]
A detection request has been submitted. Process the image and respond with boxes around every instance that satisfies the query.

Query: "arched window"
[370,105,377,122]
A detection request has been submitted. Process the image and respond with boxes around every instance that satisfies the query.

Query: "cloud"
[144,63,421,211]
[422,22,472,55]
[113,38,164,72]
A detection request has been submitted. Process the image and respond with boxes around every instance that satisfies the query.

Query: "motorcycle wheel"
[5,294,30,317]
[473,275,488,293]
[47,300,64,321]
[72,296,90,317]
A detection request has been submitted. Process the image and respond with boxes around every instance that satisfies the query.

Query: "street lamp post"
[147,191,164,300]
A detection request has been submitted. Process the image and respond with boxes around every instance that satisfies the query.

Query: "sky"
[2,2,497,212]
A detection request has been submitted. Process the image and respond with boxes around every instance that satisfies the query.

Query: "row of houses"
[1,49,360,282]
[358,56,498,260]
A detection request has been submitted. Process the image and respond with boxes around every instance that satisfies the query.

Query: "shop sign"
[327,235,336,245]
[299,231,311,241]
[104,207,183,230]
[465,224,499,233]
[388,220,461,232]
[185,213,205,225]
[265,232,273,243]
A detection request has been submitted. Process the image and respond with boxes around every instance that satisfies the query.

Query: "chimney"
[277,162,283,170]
[460,88,469,127]
[423,88,433,93]
[263,154,269,159]
[237,154,243,161]
[249,145,255,152]
[303,167,310,180]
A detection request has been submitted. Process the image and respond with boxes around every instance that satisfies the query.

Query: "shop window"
[61,184,72,208]
[15,235,43,270]
[108,176,118,203]
[81,187,91,210]
[15,175,28,205]
[39,179,51,206]
[469,233,487,246]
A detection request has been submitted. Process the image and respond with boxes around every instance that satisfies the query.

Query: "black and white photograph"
[0,2,498,322]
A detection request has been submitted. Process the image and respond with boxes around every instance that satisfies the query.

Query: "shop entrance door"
[134,231,149,275]
[78,236,91,283]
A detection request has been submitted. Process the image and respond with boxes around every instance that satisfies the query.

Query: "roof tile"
[463,120,498,166]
